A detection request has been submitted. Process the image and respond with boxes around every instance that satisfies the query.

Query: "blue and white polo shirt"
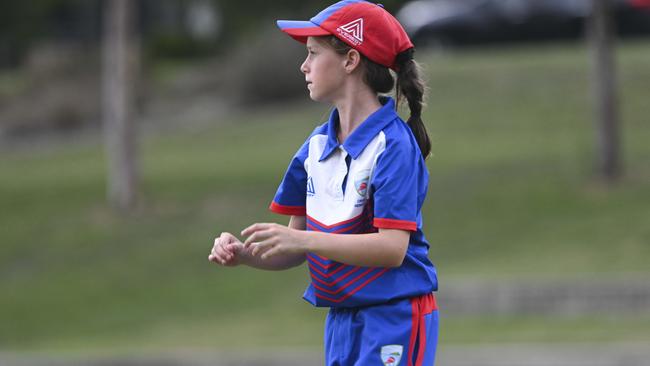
[270,96,438,308]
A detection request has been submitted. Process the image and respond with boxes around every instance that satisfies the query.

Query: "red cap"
[277,0,414,71]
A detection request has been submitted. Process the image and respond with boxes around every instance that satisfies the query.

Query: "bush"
[223,27,307,105]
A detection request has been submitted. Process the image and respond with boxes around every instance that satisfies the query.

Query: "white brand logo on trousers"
[336,18,363,45]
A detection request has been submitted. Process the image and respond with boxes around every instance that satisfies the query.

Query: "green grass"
[441,315,650,344]
[1,40,650,352]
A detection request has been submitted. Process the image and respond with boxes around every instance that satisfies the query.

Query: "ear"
[343,49,362,74]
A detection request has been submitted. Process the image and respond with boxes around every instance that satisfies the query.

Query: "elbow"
[386,245,408,268]
[376,230,410,268]
[386,258,404,268]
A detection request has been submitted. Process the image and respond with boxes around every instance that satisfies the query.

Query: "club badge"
[380,344,403,366]
[354,169,370,197]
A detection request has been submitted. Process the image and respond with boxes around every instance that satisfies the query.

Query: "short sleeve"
[370,139,425,232]
[268,135,311,216]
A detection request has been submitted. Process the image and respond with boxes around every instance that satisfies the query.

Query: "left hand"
[241,223,306,260]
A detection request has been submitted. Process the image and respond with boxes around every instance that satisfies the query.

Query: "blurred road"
[2,343,650,366]
[439,276,650,315]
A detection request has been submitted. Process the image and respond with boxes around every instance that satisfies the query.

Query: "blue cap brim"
[276,20,331,43]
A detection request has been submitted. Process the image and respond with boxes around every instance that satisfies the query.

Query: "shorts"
[324,293,439,366]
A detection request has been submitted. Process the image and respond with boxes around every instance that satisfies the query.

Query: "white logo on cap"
[337,18,363,45]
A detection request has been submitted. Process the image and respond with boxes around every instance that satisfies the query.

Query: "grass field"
[1,40,649,353]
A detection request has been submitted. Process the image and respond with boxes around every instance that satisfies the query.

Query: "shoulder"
[379,117,421,160]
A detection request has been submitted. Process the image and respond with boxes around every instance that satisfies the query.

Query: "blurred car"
[395,0,650,47]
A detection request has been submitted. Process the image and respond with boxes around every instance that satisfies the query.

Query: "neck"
[333,86,382,144]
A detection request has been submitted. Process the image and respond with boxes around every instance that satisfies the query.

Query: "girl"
[209,1,438,365]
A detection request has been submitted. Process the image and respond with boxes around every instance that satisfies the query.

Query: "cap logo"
[336,18,363,45]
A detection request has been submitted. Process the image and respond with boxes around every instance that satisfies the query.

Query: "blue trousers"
[324,293,439,366]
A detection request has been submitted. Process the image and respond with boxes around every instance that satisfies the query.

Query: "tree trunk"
[102,0,139,211]
[588,0,622,182]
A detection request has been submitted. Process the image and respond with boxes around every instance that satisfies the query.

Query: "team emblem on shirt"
[354,169,370,197]
[307,176,315,197]
[380,344,403,366]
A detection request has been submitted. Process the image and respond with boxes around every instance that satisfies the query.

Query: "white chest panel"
[305,132,387,225]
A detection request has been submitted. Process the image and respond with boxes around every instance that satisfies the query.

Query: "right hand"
[209,232,245,266]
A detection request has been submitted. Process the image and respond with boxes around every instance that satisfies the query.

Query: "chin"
[308,92,323,103]
[308,91,332,104]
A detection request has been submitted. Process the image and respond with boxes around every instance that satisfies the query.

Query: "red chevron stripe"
[307,212,364,229]
[310,265,363,288]
[314,268,390,303]
[312,253,329,261]
[311,268,375,295]
[322,262,348,277]
[306,222,320,232]
[307,261,328,278]
[307,217,368,234]
[307,254,339,270]
[308,261,359,281]
[332,218,366,233]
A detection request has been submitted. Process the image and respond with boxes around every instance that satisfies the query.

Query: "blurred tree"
[216,0,404,40]
[102,0,139,211]
[588,0,622,182]
[0,0,101,67]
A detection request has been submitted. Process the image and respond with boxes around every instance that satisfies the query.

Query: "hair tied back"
[395,48,415,71]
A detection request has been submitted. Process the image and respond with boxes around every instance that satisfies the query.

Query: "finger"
[208,253,224,265]
[217,245,234,262]
[213,236,222,249]
[213,236,231,255]
[243,228,274,247]
[213,235,236,255]
[225,243,242,254]
[251,238,277,257]
[241,223,271,238]
[211,241,225,257]
[260,245,283,260]
[212,245,232,264]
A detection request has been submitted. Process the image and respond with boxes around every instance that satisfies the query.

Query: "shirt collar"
[319,96,398,162]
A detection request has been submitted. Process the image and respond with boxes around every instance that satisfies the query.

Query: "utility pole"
[102,0,139,211]
[588,0,622,182]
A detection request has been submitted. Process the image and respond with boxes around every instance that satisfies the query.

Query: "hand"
[241,223,306,260]
[209,232,244,266]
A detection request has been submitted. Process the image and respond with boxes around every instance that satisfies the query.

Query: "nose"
[300,56,309,74]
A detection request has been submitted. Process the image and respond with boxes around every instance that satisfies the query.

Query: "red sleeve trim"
[269,201,306,216]
[373,218,417,232]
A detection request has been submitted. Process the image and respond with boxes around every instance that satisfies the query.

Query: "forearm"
[239,249,305,270]
[297,230,408,268]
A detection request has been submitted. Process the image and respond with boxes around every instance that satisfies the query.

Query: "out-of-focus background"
[1,0,649,365]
